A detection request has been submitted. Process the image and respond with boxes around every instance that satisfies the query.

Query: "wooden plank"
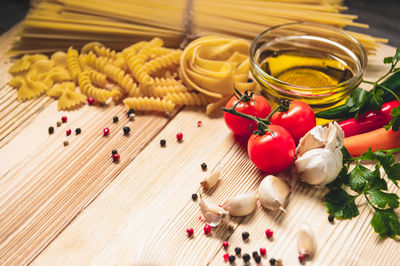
[31,44,400,265]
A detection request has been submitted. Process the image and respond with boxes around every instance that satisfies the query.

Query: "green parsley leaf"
[324,188,359,219]
[384,56,394,64]
[341,146,351,164]
[371,209,400,238]
[348,162,377,193]
[382,162,400,187]
[367,190,399,209]
[384,106,400,131]
[369,177,388,191]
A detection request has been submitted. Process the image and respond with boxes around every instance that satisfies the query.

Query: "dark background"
[0,0,399,47]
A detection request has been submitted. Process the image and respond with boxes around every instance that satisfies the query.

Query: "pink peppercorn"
[176,132,183,141]
[66,129,71,136]
[204,224,211,235]
[88,97,95,105]
[103,128,110,136]
[260,248,267,256]
[61,116,67,123]
[186,228,194,237]
[298,254,306,263]
[197,121,202,127]
[222,241,229,249]
[223,253,230,262]
[112,153,120,162]
[265,229,273,238]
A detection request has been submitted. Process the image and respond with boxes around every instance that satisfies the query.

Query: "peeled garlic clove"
[199,196,229,227]
[200,170,220,190]
[296,125,327,157]
[222,192,257,216]
[258,175,291,211]
[295,148,342,186]
[297,221,316,256]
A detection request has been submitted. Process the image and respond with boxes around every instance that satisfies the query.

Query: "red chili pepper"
[338,100,399,137]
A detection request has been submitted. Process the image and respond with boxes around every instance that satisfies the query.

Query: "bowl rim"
[249,22,368,92]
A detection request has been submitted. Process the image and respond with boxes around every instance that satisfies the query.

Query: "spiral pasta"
[78,71,110,103]
[123,96,175,113]
[110,85,126,103]
[164,92,208,106]
[140,84,188,98]
[67,47,82,82]
[144,50,182,75]
[86,67,107,87]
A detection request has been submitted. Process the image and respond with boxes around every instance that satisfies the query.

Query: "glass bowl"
[249,22,367,109]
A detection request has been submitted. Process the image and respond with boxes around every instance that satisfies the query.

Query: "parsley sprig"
[324,146,400,239]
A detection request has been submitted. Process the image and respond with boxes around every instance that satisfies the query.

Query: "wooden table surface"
[0,25,399,265]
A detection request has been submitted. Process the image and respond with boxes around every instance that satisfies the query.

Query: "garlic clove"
[222,192,257,216]
[258,175,291,211]
[296,125,327,157]
[325,122,344,151]
[200,170,220,190]
[295,148,342,186]
[297,221,316,256]
[199,195,229,227]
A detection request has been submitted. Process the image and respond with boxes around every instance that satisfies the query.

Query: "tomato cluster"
[224,93,316,174]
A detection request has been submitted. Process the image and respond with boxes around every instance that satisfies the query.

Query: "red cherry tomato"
[224,93,271,137]
[270,101,316,144]
[248,125,295,173]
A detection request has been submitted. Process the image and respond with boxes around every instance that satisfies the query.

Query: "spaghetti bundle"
[10,0,385,55]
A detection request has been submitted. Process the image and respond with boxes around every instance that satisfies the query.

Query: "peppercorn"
[243,254,250,263]
[228,255,235,263]
[160,139,166,147]
[298,254,306,263]
[56,121,62,127]
[103,128,110,136]
[269,258,276,265]
[265,229,273,238]
[204,224,211,235]
[222,241,229,249]
[234,247,241,255]
[242,231,249,241]
[113,116,119,123]
[112,150,118,155]
[260,248,267,256]
[66,129,71,136]
[252,251,259,259]
[112,153,120,162]
[223,253,230,262]
[248,78,253,82]
[227,224,234,233]
[123,126,130,135]
[197,121,202,127]
[191,193,198,201]
[201,163,207,170]
[186,228,194,237]
[61,116,67,123]
[127,109,135,117]
[75,128,81,135]
[176,132,183,141]
[129,113,135,121]
[63,140,69,146]
[48,126,54,134]
[87,97,95,105]
[328,214,334,223]
[254,255,261,263]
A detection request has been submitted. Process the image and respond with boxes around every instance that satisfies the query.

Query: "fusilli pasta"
[67,47,82,82]
[78,71,110,103]
[123,96,175,113]
[164,92,208,106]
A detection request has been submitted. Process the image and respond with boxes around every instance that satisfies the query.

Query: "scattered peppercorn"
[228,255,235,263]
[176,132,183,141]
[222,241,229,249]
[48,126,54,134]
[204,224,211,235]
[113,116,119,123]
[112,153,120,162]
[227,224,234,233]
[129,113,135,121]
[61,116,67,123]
[186,228,194,237]
[127,109,135,117]
[63,140,69,146]
[201,163,207,170]
[265,229,273,238]
[328,214,334,223]
[191,193,198,201]
[160,139,166,147]
[252,251,259,259]
[242,231,249,241]
[66,129,71,136]
[87,97,95,105]
[56,121,62,127]
[234,247,241,255]
[254,255,261,263]
[103,128,110,136]
[260,248,267,256]
[75,128,81,135]
[223,253,230,262]
[248,78,253,82]
[243,254,250,263]
[112,150,118,155]
[123,126,130,135]
[298,254,306,263]
[197,121,202,127]
[269,258,276,265]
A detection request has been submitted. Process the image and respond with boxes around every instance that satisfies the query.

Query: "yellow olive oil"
[261,50,353,88]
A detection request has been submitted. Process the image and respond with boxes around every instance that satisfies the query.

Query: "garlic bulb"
[258,175,291,211]
[222,192,257,216]
[199,196,229,227]
[200,170,220,190]
[297,221,316,256]
[295,122,344,186]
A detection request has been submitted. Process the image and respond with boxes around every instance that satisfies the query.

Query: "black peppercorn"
[191,193,198,201]
[228,255,235,263]
[234,247,241,255]
[242,231,249,241]
[160,139,166,147]
[254,255,261,263]
[252,251,259,258]
[269,258,276,265]
[243,254,250,262]
[127,109,135,117]
[201,163,207,170]
[123,126,130,135]
[113,116,119,123]
[247,78,253,82]
[48,126,54,134]
[112,150,118,155]
[328,214,334,223]
[75,128,81,135]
